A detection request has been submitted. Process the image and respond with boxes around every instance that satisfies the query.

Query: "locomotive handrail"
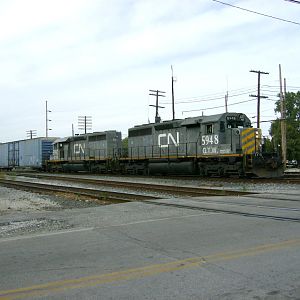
[126,142,199,160]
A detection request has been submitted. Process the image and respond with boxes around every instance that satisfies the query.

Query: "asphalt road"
[0,193,300,299]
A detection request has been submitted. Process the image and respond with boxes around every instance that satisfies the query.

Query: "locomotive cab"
[224,113,254,154]
[198,113,253,155]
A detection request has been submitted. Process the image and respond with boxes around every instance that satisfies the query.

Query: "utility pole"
[171,65,175,120]
[26,130,37,139]
[249,70,269,128]
[279,64,287,169]
[45,100,52,138]
[149,90,165,123]
[225,77,229,113]
[225,92,228,113]
[78,116,92,134]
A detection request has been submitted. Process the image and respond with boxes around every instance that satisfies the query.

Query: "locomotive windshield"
[226,114,250,128]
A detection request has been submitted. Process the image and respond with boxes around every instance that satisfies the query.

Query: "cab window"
[220,121,225,132]
[206,124,213,134]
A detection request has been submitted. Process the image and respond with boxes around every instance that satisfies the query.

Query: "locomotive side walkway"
[0,187,299,299]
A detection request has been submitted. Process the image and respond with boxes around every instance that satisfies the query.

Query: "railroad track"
[14,170,300,184]
[164,174,300,184]
[9,173,254,197]
[141,200,300,223]
[0,178,157,203]
[0,177,299,223]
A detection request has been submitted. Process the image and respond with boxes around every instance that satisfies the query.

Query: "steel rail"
[12,173,254,197]
[11,171,300,184]
[141,201,300,223]
[0,178,298,223]
[3,176,298,210]
[0,179,157,203]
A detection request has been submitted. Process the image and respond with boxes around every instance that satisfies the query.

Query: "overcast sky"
[0,0,299,142]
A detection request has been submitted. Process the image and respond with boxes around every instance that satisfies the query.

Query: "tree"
[269,91,300,161]
[121,137,129,157]
[122,137,128,149]
[263,137,274,153]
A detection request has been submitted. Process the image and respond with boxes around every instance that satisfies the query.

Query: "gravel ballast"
[0,186,106,238]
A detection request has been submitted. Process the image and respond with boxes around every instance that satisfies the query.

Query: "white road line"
[0,212,217,243]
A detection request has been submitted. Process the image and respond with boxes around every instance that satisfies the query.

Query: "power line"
[173,85,256,102]
[211,0,300,26]
[182,98,256,114]
[260,89,280,93]
[264,98,280,102]
[161,83,298,109]
[285,0,300,4]
[162,90,256,104]
[263,85,300,90]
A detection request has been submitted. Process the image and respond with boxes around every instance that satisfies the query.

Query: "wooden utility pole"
[250,70,269,128]
[26,130,37,139]
[171,65,175,120]
[78,116,92,134]
[149,90,165,123]
[45,101,52,138]
[279,64,287,168]
[225,92,228,113]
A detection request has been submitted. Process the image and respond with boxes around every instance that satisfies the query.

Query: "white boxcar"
[0,137,57,169]
[0,143,9,169]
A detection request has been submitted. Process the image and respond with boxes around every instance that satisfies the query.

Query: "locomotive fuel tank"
[148,159,195,175]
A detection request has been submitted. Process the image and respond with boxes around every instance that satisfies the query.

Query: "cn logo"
[74,143,85,154]
[158,132,180,148]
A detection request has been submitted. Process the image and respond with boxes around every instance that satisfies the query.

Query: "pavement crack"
[105,227,186,261]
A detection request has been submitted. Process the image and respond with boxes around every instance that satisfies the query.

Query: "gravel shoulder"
[0,186,107,238]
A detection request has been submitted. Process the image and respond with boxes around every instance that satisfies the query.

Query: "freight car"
[46,112,283,178]
[0,137,57,170]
